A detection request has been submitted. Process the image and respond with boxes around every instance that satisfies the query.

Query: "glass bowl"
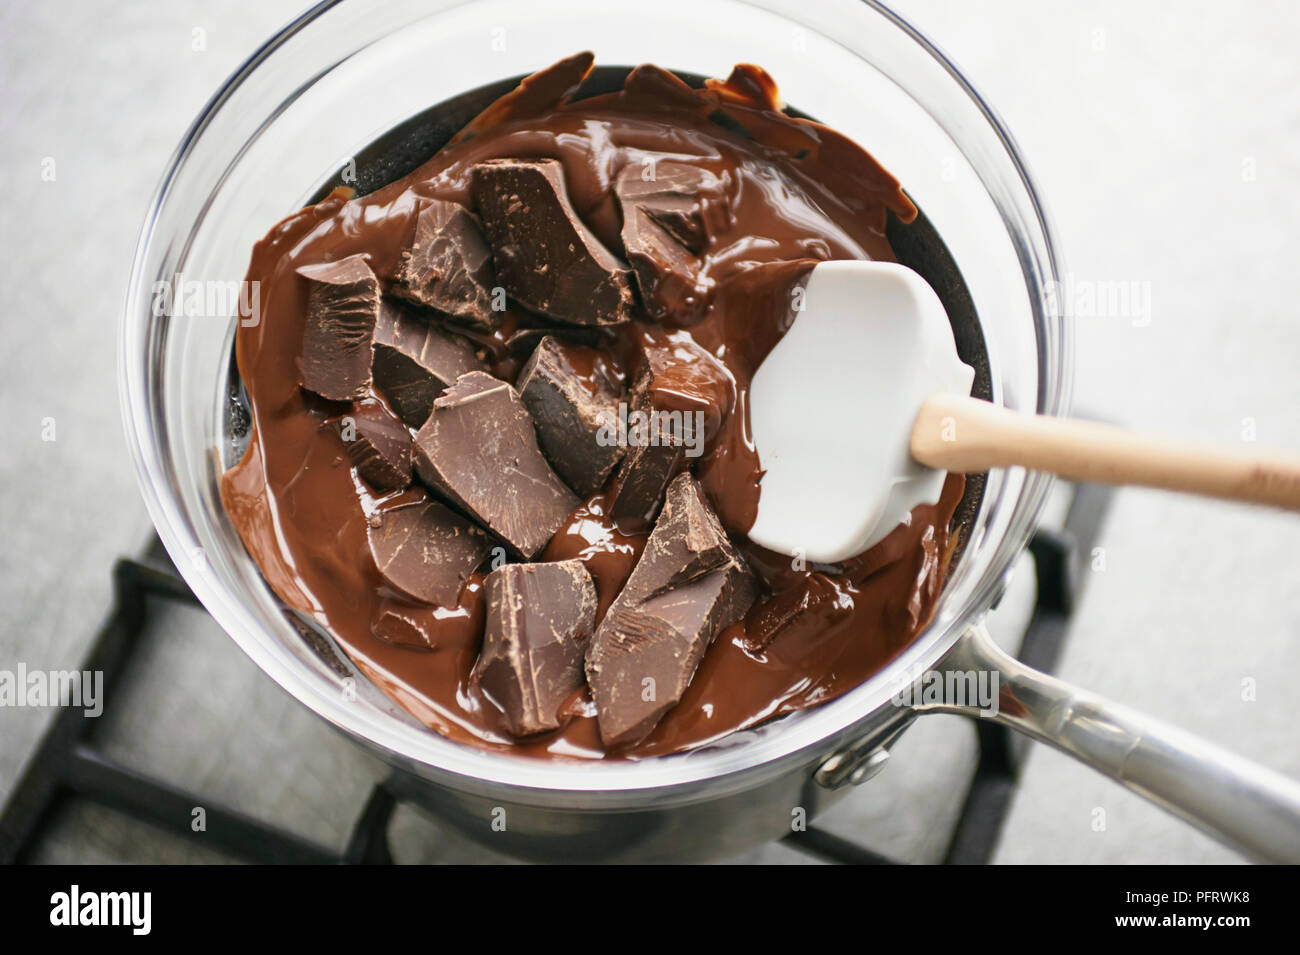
[120,0,1068,803]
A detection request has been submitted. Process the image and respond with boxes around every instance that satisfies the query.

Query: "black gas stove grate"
[0,483,1110,865]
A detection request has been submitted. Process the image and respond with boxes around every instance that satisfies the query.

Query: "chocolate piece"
[607,438,681,527]
[743,573,850,652]
[504,324,609,357]
[472,560,598,736]
[619,473,752,602]
[616,163,712,255]
[296,255,379,400]
[413,371,578,558]
[515,336,624,496]
[606,366,686,525]
[392,199,501,330]
[586,474,757,747]
[615,162,724,322]
[607,333,732,524]
[332,398,412,492]
[471,158,636,326]
[637,329,733,436]
[368,491,491,607]
[450,52,595,146]
[372,599,437,650]
[372,299,487,428]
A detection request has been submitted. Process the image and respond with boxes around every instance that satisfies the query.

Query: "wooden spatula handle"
[912,393,1300,509]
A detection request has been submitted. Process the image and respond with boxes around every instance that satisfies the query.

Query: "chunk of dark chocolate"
[368,491,491,607]
[606,333,732,525]
[392,199,501,330]
[471,158,636,326]
[413,371,579,558]
[743,574,851,653]
[616,472,752,604]
[516,336,625,496]
[372,598,438,650]
[296,255,380,400]
[372,299,487,428]
[605,365,684,525]
[606,368,682,526]
[472,560,598,736]
[333,398,412,492]
[606,434,682,527]
[585,474,758,748]
[504,323,609,358]
[637,328,733,438]
[621,170,710,256]
[615,162,723,322]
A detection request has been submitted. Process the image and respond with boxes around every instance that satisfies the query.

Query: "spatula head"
[747,260,974,563]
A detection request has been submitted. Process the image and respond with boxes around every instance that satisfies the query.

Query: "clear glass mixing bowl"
[120,0,1069,798]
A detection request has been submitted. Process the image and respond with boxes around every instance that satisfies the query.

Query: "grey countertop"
[1,0,1297,864]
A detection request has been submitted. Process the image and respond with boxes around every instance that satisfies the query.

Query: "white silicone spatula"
[748,260,1300,564]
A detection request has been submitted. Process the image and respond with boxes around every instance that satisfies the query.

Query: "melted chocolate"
[219,58,963,760]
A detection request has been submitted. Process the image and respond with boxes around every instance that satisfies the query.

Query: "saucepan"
[119,0,1300,862]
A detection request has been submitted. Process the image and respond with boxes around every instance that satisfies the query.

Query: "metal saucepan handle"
[925,621,1300,862]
